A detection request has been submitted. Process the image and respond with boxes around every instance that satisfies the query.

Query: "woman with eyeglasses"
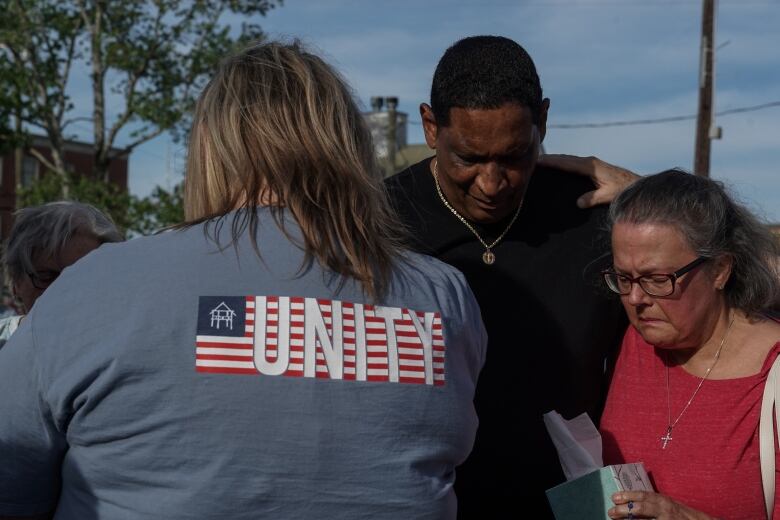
[0,201,123,349]
[598,169,780,520]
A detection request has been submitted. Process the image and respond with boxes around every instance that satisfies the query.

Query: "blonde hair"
[183,41,407,299]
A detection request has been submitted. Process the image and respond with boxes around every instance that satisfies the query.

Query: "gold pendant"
[482,249,495,265]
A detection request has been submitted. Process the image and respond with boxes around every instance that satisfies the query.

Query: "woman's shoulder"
[396,250,467,288]
[392,252,482,328]
[740,316,780,376]
[748,316,780,349]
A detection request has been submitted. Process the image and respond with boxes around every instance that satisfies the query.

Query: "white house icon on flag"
[209,302,236,330]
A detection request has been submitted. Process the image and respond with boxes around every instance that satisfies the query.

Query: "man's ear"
[420,103,438,150]
[538,98,550,144]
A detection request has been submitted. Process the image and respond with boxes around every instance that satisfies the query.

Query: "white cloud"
[120,0,779,222]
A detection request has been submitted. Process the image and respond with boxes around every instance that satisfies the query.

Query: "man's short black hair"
[430,35,544,126]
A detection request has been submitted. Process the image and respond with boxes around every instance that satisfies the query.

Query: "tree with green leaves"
[17,169,134,231]
[0,57,19,156]
[128,182,185,236]
[19,174,184,237]
[0,0,280,191]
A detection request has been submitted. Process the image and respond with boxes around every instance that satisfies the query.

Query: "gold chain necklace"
[660,314,735,449]
[432,159,523,265]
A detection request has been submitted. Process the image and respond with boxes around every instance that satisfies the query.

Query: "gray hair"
[4,201,124,280]
[608,169,780,317]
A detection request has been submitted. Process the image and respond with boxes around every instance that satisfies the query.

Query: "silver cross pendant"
[660,426,673,449]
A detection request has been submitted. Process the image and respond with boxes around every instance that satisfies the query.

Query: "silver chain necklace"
[431,159,523,265]
[660,314,735,449]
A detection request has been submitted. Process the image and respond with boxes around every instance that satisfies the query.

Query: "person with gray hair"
[0,201,123,348]
[598,169,780,520]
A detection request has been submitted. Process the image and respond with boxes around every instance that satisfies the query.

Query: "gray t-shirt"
[0,209,487,519]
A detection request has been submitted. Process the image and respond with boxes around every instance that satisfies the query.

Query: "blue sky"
[126,0,780,221]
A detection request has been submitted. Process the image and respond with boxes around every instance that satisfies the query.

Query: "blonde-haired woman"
[0,41,487,519]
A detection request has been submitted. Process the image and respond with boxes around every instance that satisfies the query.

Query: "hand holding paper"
[543,410,654,519]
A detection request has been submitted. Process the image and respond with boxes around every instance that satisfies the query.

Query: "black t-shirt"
[386,157,627,518]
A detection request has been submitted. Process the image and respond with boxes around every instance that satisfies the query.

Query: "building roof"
[29,135,128,158]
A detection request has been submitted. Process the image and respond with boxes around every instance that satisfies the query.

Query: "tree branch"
[112,126,166,159]
[20,118,50,132]
[74,0,92,32]
[61,116,93,131]
[104,5,166,153]
[54,22,83,122]
[10,2,58,126]
[171,7,224,105]
[26,146,60,174]
[87,0,106,172]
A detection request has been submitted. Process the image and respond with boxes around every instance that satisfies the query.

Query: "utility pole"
[694,0,717,177]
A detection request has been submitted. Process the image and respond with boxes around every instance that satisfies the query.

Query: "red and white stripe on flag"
[195,296,445,386]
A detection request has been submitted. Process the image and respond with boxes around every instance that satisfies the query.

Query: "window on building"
[21,156,39,187]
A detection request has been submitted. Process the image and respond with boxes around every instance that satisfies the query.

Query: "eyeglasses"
[601,256,709,297]
[26,269,61,290]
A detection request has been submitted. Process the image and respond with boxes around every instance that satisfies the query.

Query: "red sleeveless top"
[600,326,780,520]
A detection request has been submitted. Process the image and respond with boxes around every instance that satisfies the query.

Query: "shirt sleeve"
[0,316,65,516]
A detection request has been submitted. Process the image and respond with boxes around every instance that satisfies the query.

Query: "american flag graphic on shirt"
[195,296,446,386]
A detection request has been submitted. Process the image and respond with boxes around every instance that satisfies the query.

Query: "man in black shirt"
[385,36,633,518]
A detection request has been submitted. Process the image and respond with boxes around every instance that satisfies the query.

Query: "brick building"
[0,135,128,240]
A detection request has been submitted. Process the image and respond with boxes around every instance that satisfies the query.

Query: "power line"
[406,100,780,128]
[548,100,780,129]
